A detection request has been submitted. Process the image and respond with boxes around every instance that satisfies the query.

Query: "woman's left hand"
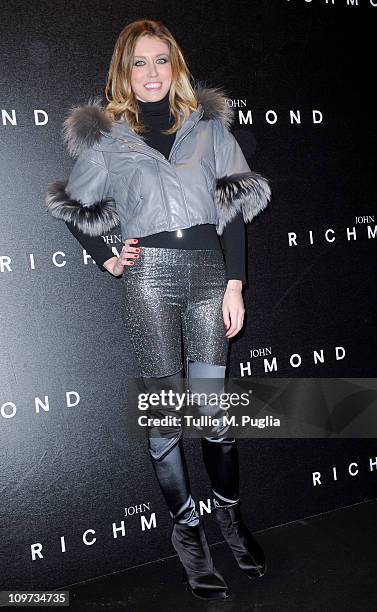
[222,280,245,339]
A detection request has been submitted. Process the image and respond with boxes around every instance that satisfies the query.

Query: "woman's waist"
[136,224,222,250]
[130,245,225,266]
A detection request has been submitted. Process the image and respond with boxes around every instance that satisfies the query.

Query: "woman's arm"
[213,120,264,338]
[219,211,246,339]
[65,220,116,272]
[218,211,246,286]
[65,221,140,276]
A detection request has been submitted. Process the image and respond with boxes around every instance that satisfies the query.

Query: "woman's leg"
[182,250,266,579]
[186,359,239,507]
[143,368,229,599]
[122,247,229,600]
[142,368,199,527]
[181,250,239,505]
[187,358,266,579]
[122,248,198,524]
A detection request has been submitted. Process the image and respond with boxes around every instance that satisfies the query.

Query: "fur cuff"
[215,171,272,235]
[45,180,119,237]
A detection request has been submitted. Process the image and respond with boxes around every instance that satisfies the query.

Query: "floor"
[64,499,377,611]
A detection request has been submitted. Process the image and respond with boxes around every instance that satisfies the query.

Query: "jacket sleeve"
[213,119,272,235]
[45,146,120,237]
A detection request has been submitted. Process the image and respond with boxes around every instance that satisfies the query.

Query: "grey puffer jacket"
[45,83,271,240]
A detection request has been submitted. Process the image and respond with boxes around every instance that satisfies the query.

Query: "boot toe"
[245,559,267,579]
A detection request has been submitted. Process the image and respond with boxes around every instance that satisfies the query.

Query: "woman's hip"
[122,246,227,296]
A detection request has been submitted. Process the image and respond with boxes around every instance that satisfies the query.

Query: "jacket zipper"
[168,109,204,162]
[100,109,204,228]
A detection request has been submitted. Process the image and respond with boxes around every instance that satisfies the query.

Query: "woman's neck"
[137,92,170,116]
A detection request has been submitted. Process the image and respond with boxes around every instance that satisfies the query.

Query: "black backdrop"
[0,0,376,591]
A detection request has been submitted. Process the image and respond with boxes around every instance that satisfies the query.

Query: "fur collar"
[62,82,234,158]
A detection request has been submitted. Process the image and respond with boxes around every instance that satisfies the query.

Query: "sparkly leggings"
[122,246,239,524]
[122,246,229,378]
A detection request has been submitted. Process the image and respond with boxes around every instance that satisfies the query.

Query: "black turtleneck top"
[65,92,246,282]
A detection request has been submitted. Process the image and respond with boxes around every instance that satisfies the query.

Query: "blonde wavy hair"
[104,19,199,136]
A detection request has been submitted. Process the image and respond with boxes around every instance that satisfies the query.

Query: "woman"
[45,19,271,601]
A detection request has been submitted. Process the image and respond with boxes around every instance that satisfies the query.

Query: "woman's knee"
[187,359,226,380]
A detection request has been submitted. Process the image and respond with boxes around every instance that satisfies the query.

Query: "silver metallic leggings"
[122,247,238,525]
[122,246,229,378]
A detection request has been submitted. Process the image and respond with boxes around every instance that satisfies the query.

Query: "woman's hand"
[102,238,140,277]
[223,280,245,339]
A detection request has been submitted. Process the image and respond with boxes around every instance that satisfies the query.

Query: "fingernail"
[135,248,140,252]
[130,261,134,265]
[133,239,138,243]
[134,254,139,258]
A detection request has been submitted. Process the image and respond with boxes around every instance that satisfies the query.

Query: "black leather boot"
[172,519,229,600]
[143,371,230,600]
[201,437,267,579]
[213,503,266,579]
[150,438,230,600]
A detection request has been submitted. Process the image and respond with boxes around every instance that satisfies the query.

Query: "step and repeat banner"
[1,0,376,592]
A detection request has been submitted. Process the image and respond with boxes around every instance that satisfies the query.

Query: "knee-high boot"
[142,369,229,600]
[187,360,267,579]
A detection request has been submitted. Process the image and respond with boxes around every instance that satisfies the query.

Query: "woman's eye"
[134,58,169,67]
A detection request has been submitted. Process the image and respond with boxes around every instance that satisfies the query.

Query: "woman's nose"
[147,63,158,77]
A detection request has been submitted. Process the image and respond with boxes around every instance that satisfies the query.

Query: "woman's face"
[131,35,172,102]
